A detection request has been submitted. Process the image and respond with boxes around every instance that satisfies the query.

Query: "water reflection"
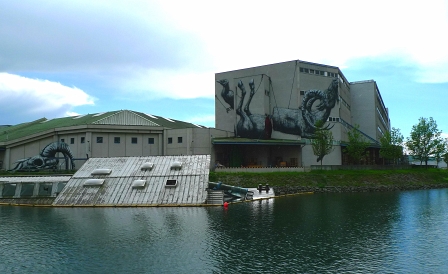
[2,189,448,273]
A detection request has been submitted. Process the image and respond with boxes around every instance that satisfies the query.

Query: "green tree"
[434,138,448,167]
[344,124,370,164]
[311,121,335,166]
[406,117,443,166]
[379,127,404,165]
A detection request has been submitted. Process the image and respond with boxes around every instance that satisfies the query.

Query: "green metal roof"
[0,110,206,143]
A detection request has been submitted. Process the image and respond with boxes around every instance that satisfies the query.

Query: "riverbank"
[209,168,448,195]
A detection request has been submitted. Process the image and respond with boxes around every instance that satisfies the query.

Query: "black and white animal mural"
[216,79,234,112]
[272,79,339,138]
[217,78,339,139]
[9,141,76,171]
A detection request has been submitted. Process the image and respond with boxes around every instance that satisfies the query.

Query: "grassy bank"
[209,168,448,189]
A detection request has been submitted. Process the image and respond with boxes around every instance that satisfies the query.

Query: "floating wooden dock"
[52,155,210,206]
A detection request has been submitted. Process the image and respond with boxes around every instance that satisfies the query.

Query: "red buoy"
[223,202,229,208]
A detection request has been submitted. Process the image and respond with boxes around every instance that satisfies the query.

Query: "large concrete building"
[0,60,391,171]
[213,60,391,167]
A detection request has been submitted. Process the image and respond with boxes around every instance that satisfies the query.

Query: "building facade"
[213,60,391,167]
[0,110,231,171]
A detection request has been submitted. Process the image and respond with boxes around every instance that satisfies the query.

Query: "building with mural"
[0,60,391,172]
[213,60,391,167]
[0,110,231,171]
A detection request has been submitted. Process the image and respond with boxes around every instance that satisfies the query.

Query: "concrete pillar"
[14,183,22,198]
[32,182,40,197]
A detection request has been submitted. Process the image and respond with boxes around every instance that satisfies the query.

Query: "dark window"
[81,137,85,144]
[320,71,324,75]
[60,139,65,143]
[300,90,305,95]
[310,69,314,74]
[131,137,138,144]
[114,137,120,144]
[168,137,172,144]
[70,138,75,144]
[178,137,183,143]
[304,68,309,73]
[328,117,332,121]
[299,67,304,72]
[148,138,154,144]
[97,137,103,143]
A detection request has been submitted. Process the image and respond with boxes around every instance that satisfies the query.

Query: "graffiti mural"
[216,79,234,112]
[235,79,266,139]
[10,141,75,171]
[217,78,339,139]
[272,79,339,138]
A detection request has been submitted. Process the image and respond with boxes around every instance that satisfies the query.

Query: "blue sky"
[1,0,447,140]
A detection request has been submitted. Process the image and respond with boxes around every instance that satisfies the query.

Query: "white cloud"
[0,73,95,123]
[121,69,215,99]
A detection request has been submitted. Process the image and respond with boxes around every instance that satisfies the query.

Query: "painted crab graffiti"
[218,78,339,139]
[10,141,75,171]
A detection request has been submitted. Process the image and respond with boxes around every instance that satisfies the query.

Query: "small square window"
[131,137,138,144]
[60,139,65,143]
[70,138,75,144]
[168,137,172,144]
[310,69,314,74]
[81,137,85,144]
[299,67,304,72]
[148,138,154,144]
[300,90,305,95]
[178,137,183,143]
[114,137,120,144]
[97,137,103,143]
[320,71,324,76]
[304,68,309,73]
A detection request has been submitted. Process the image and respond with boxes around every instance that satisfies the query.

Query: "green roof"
[0,110,206,143]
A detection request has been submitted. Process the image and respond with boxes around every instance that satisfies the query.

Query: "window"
[304,68,309,73]
[81,137,85,144]
[168,137,173,144]
[310,69,314,74]
[97,137,103,143]
[148,138,154,144]
[70,138,75,144]
[131,137,138,144]
[178,137,183,143]
[300,90,305,95]
[60,139,65,143]
[320,71,325,76]
[114,137,120,144]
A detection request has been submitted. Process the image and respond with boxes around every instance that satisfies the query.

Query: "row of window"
[60,137,183,144]
[299,67,338,78]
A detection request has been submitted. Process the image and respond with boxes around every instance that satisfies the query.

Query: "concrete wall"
[2,126,222,170]
[215,60,353,166]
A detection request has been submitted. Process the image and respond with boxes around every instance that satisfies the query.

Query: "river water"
[2,189,448,273]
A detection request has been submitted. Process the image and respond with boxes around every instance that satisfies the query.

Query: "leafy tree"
[406,117,443,166]
[434,138,448,167]
[344,124,370,164]
[379,127,404,165]
[443,150,448,167]
[311,120,335,166]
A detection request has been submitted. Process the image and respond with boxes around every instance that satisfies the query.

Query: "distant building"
[213,60,391,167]
[0,110,231,171]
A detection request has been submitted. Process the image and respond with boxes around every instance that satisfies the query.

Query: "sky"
[1,0,448,140]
